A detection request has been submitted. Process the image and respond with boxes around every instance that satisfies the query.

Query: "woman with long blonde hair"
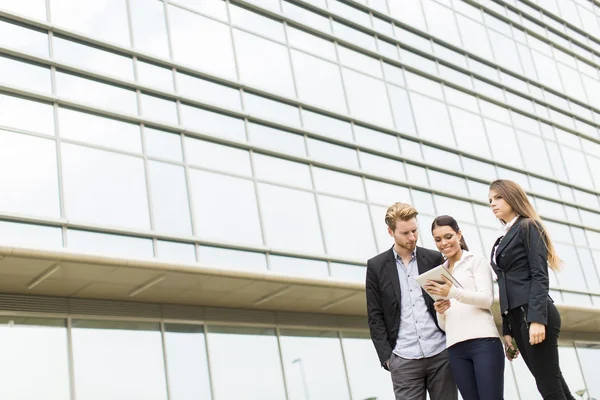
[488,179,575,400]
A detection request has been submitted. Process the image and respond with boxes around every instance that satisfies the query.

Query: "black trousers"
[448,338,505,400]
[506,302,575,400]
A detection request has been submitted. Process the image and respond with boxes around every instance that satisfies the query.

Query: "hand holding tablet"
[415,265,463,301]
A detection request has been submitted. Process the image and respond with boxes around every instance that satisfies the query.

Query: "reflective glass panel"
[185,137,251,176]
[148,161,192,235]
[516,131,553,176]
[410,92,455,147]
[365,179,411,206]
[354,125,400,155]
[318,195,377,260]
[72,320,167,400]
[269,255,328,277]
[448,107,491,158]
[0,130,60,218]
[253,153,312,189]
[52,36,133,80]
[156,240,196,263]
[0,19,48,56]
[168,5,236,79]
[207,326,286,399]
[291,50,347,113]
[484,119,524,168]
[234,29,295,97]
[67,230,154,258]
[230,4,285,41]
[332,21,376,50]
[280,330,350,400]
[50,0,130,46]
[360,152,406,182]
[56,72,138,115]
[61,143,150,229]
[457,15,494,60]
[342,68,394,128]
[330,262,367,281]
[302,110,352,142]
[244,93,301,127]
[0,55,51,94]
[423,0,461,46]
[197,246,266,272]
[176,73,242,111]
[129,0,170,57]
[576,346,600,399]
[248,123,306,157]
[0,317,70,399]
[164,324,212,400]
[170,0,227,20]
[145,128,183,162]
[141,94,179,125]
[180,105,246,142]
[307,139,359,169]
[313,167,364,200]
[189,170,262,246]
[258,183,324,254]
[287,26,335,61]
[0,220,62,249]
[387,85,417,135]
[59,108,142,153]
[137,61,174,92]
[389,0,427,31]
[282,1,331,33]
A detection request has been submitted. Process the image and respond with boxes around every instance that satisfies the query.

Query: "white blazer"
[437,250,500,347]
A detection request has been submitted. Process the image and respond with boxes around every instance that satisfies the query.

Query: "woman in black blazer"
[488,179,575,400]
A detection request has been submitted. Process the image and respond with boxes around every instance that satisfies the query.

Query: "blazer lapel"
[416,248,435,307]
[385,248,402,305]
[495,217,522,266]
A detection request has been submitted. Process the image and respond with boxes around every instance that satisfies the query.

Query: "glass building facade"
[0,0,600,398]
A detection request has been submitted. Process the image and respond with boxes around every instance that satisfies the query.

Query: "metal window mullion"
[162,0,176,61]
[283,21,301,100]
[125,0,136,49]
[203,324,217,400]
[66,316,77,400]
[160,321,172,400]
[275,327,291,400]
[225,0,243,82]
[337,331,354,400]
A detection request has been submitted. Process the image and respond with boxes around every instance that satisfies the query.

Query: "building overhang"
[0,245,599,334]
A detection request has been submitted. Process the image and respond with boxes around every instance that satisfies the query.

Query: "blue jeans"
[447,337,505,400]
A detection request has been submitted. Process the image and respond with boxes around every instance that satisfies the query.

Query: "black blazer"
[366,246,445,368]
[490,217,552,335]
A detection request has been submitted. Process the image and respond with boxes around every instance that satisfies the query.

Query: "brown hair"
[385,202,418,232]
[431,215,469,251]
[489,179,561,271]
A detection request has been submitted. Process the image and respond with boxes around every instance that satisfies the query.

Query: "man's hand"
[424,276,453,298]
[529,322,546,345]
[504,335,519,360]
[434,299,451,314]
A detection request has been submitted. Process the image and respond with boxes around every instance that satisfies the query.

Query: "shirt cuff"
[448,285,461,300]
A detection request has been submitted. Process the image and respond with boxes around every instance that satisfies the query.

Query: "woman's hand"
[424,276,453,298]
[504,335,519,360]
[529,322,546,345]
[434,300,451,314]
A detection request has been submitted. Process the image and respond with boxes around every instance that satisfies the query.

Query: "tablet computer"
[414,265,463,301]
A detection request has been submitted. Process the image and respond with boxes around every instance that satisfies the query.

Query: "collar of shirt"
[393,247,417,263]
[442,249,473,268]
[503,215,520,234]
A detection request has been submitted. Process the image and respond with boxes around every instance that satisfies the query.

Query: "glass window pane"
[554,244,588,290]
[129,0,169,57]
[180,105,246,142]
[197,246,266,272]
[164,324,211,400]
[185,137,251,176]
[338,46,382,78]
[141,94,178,125]
[457,15,494,60]
[485,119,524,168]
[230,3,285,41]
[170,0,227,20]
[405,72,443,100]
[383,63,405,87]
[52,36,133,80]
[330,262,367,282]
[561,147,594,188]
[411,92,456,147]
[0,317,69,399]
[343,68,394,128]
[145,128,182,162]
[434,196,475,224]
[388,85,417,135]
[156,241,196,263]
[137,61,174,92]
[462,157,496,181]
[207,327,286,400]
[269,254,329,277]
[168,5,236,79]
[354,125,400,155]
[576,346,600,399]
[253,154,312,189]
[389,0,427,31]
[0,55,51,94]
[50,0,130,46]
[291,50,347,113]
[0,19,48,57]
[67,230,154,258]
[61,143,150,229]
[148,161,192,235]
[176,73,242,111]
[318,195,377,260]
[287,27,336,61]
[422,145,462,171]
[258,183,324,254]
[0,130,60,218]
[189,170,262,246]
[72,320,168,400]
[248,123,306,157]
[234,29,295,97]
[406,163,428,185]
[360,152,406,182]
[371,204,393,252]
[365,179,411,206]
[0,94,54,135]
[0,0,46,20]
[307,139,358,169]
[59,108,142,153]
[244,93,301,127]
[516,132,553,176]
[0,220,62,249]
[333,21,376,50]
[56,72,137,115]
[449,107,491,158]
[280,330,350,400]
[302,110,352,142]
[282,1,331,33]
[429,171,469,197]
[313,168,364,200]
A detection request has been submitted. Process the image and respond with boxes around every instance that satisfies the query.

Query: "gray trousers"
[389,349,458,400]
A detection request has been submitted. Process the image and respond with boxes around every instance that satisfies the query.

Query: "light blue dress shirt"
[393,248,446,359]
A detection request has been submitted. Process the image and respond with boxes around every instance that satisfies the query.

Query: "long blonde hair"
[489,179,561,271]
